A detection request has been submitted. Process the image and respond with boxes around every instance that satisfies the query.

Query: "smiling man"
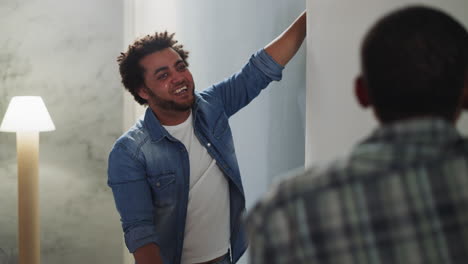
[107,11,306,264]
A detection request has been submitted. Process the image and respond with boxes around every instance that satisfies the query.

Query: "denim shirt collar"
[143,92,202,142]
[143,107,167,142]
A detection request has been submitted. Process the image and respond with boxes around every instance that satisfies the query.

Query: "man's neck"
[152,108,191,126]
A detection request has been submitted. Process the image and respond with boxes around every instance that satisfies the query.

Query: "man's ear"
[354,75,371,108]
[137,86,150,101]
[462,76,468,110]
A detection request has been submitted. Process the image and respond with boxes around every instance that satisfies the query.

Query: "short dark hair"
[117,32,189,105]
[361,6,468,122]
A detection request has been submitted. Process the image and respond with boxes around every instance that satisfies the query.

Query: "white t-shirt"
[163,111,230,264]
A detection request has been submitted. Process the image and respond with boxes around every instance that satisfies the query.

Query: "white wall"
[305,0,468,166]
[123,1,306,263]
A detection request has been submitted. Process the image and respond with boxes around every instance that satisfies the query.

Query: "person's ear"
[354,75,371,108]
[137,86,150,101]
[462,75,468,110]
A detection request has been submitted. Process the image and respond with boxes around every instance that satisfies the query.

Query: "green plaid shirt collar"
[247,118,468,264]
[368,118,460,145]
[350,118,464,171]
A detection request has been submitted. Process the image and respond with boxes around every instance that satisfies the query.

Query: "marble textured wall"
[0,0,123,263]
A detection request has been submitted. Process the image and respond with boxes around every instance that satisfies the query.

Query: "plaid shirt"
[247,118,468,264]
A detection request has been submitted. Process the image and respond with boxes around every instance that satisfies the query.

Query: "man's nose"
[171,71,185,84]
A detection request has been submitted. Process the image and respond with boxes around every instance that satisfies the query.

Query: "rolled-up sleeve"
[107,143,160,252]
[251,49,284,82]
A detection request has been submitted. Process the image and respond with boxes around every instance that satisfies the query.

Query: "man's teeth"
[175,86,187,94]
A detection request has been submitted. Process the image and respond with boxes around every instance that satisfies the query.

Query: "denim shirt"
[108,49,283,264]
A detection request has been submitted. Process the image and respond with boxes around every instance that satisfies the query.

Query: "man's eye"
[177,64,187,71]
[157,73,168,80]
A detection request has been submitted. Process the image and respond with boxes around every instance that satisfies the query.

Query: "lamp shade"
[0,96,55,132]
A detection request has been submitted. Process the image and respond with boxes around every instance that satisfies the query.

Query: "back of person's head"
[117,32,189,105]
[360,6,468,123]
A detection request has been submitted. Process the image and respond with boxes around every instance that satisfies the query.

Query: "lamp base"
[17,131,40,264]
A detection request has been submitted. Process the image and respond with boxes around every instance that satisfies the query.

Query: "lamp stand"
[17,131,40,264]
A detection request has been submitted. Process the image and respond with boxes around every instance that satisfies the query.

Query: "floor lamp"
[0,96,55,264]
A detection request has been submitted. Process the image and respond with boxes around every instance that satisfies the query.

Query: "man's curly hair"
[117,32,189,105]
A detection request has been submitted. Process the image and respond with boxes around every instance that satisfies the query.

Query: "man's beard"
[146,86,195,112]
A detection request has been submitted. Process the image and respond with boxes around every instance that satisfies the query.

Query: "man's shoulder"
[249,131,468,221]
[193,91,225,119]
[195,91,217,106]
[249,157,352,220]
[196,86,223,107]
[112,119,150,154]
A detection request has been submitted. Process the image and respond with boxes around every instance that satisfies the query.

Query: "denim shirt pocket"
[147,173,176,207]
[213,113,235,153]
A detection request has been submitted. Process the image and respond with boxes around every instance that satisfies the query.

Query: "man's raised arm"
[265,11,306,66]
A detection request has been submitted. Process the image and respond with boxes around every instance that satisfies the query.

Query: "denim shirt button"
[156,182,161,187]
[207,143,211,147]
